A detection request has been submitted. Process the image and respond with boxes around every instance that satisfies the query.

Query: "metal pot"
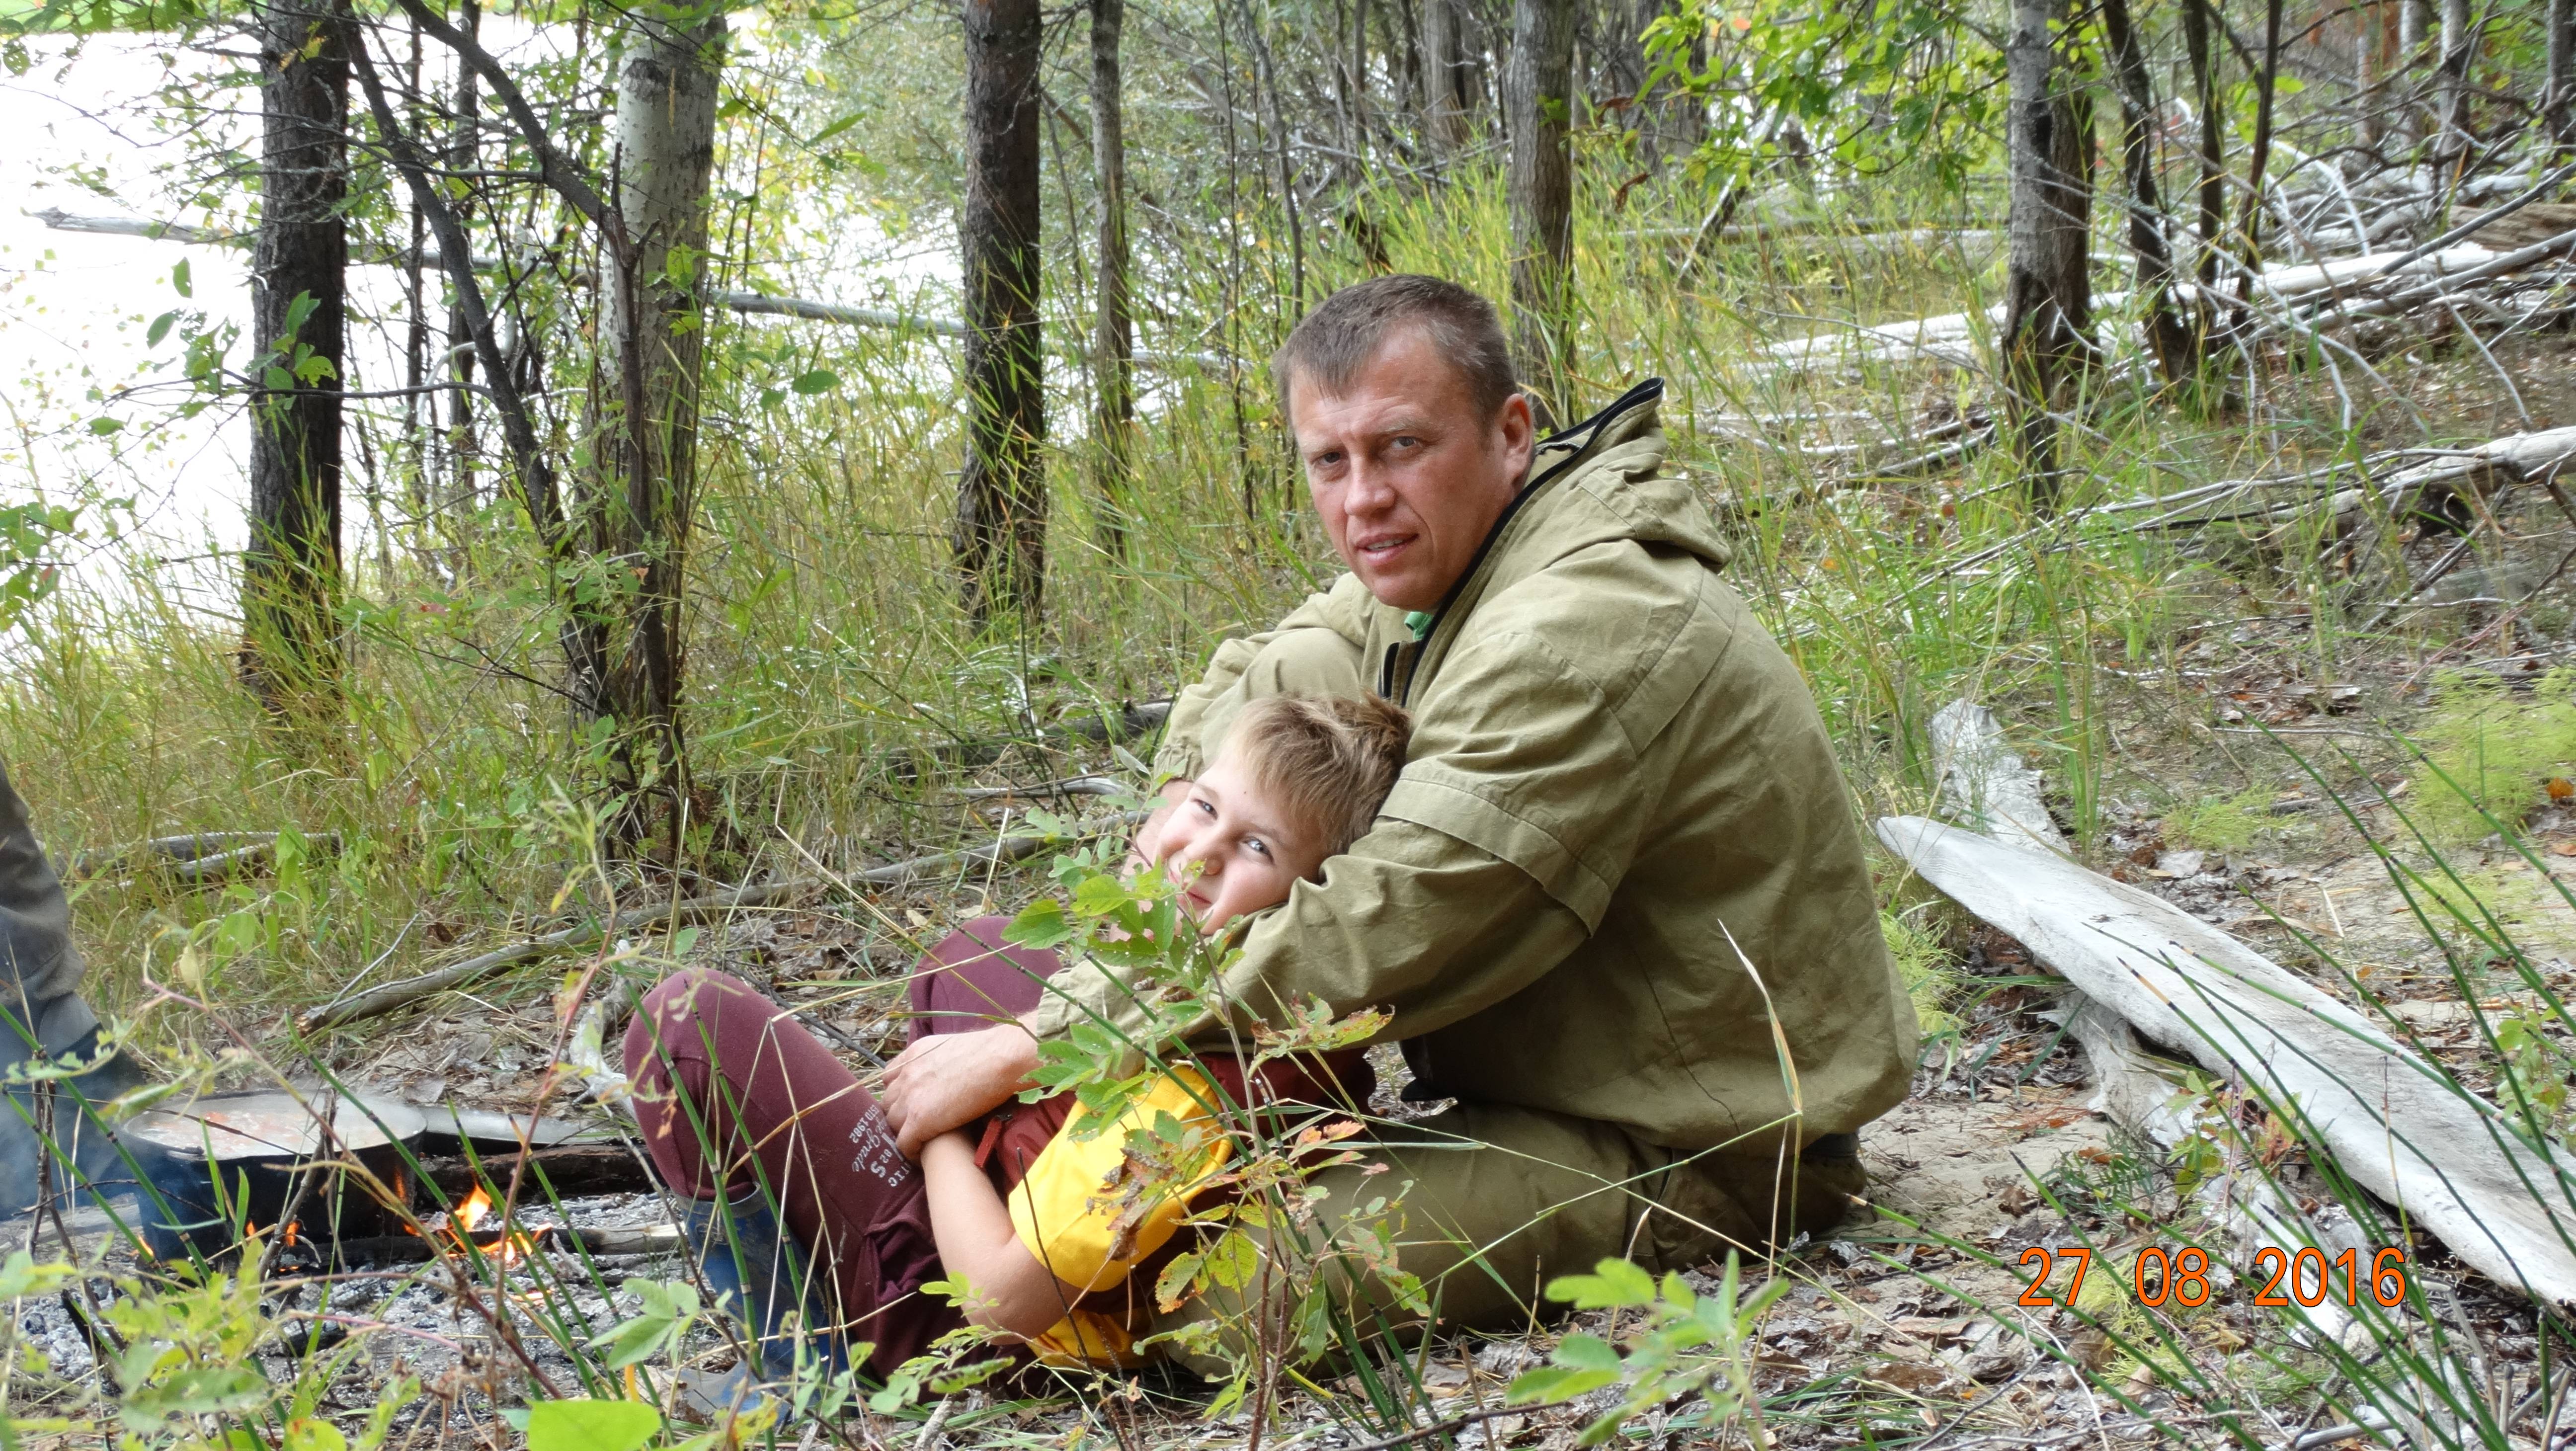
[128,1091,426,1264]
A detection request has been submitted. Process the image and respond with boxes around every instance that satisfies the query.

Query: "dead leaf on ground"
[1868,1361,1962,1395]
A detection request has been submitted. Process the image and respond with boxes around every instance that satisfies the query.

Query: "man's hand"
[1126,778,1195,871]
[879,1022,1042,1158]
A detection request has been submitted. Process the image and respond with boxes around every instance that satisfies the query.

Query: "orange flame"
[453,1186,493,1234]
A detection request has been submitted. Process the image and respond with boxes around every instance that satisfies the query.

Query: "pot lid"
[420,1103,612,1151]
[130,1091,427,1162]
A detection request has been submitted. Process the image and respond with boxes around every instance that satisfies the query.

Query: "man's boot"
[678,1194,845,1416]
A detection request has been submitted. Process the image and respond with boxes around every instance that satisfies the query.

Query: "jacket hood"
[1497,379,1731,580]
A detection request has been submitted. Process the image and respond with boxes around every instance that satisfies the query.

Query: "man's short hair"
[1271,275,1519,427]
[1225,693,1413,862]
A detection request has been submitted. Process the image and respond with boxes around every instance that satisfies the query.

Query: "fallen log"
[65,831,276,881]
[1877,813,2576,1308]
[872,699,1171,784]
[296,812,1144,1033]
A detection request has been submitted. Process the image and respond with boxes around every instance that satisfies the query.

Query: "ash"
[4,1192,747,1431]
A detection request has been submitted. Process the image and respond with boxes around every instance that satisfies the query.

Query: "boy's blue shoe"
[681,1194,848,1387]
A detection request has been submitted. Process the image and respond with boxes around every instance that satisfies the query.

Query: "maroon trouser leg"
[622,918,1063,1374]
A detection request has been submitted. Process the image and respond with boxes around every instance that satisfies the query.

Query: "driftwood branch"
[1878,813,2576,1308]
[64,831,348,886]
[297,814,1144,1033]
[1927,700,2069,854]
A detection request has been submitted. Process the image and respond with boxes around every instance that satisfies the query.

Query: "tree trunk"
[242,0,349,711]
[2432,0,2472,173]
[1090,0,1133,554]
[955,0,1047,626]
[2550,0,2574,155]
[2183,0,2224,287]
[1505,0,1575,427]
[2233,0,2285,287]
[595,4,724,795]
[1350,0,1369,158]
[444,0,480,535]
[2101,0,2192,383]
[2357,0,2384,150]
[2399,0,2430,145]
[2001,0,2092,508]
[1421,0,1470,156]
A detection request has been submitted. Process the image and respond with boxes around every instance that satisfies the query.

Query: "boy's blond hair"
[1223,694,1413,862]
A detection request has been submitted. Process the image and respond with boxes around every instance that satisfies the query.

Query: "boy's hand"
[880,1022,1041,1157]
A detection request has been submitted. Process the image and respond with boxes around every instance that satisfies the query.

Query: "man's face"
[1288,328,1535,613]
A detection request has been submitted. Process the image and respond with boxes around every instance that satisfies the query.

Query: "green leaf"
[171,257,191,297]
[1506,1365,1621,1404]
[1153,1249,1204,1311]
[523,1399,661,1451]
[1201,1228,1260,1290]
[146,310,177,346]
[283,1419,348,1451]
[1004,895,1076,949]
[0,1251,72,1298]
[1546,1258,1658,1309]
[1550,1332,1624,1372]
[808,112,864,146]
[928,1357,1012,1394]
[791,368,839,395]
[85,416,120,436]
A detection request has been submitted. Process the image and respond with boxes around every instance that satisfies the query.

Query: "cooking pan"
[129,1091,426,1263]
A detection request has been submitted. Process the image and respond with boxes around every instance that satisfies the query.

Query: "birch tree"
[594,0,725,791]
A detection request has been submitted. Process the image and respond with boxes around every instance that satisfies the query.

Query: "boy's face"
[1155,747,1328,929]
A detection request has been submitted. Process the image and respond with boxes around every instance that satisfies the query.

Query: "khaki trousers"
[1156,1100,1863,1369]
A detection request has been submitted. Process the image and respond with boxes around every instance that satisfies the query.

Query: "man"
[2,757,148,1214]
[883,275,1915,1341]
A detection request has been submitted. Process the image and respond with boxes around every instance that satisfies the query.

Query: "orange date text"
[2013,1244,2409,1308]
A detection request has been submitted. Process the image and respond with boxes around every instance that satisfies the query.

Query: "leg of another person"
[623,969,953,1372]
[1154,1101,1864,1370]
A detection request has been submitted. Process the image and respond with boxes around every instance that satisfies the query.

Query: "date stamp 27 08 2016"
[2013,1244,2412,1309]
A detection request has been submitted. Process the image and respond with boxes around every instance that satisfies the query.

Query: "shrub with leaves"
[994,844,1403,1410]
[1505,1255,1788,1447]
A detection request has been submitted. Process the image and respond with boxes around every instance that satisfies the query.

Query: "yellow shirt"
[1007,1067,1232,1366]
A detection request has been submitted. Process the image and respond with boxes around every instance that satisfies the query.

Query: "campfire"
[124,1090,668,1268]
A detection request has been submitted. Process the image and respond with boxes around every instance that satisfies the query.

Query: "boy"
[623,694,1412,1389]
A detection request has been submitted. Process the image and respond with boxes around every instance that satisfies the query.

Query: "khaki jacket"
[1027,380,1916,1153]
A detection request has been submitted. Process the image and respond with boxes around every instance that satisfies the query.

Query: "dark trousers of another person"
[622,920,1065,1376]
[1,759,150,1216]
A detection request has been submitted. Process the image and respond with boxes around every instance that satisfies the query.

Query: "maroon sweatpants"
[622,917,1064,1375]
